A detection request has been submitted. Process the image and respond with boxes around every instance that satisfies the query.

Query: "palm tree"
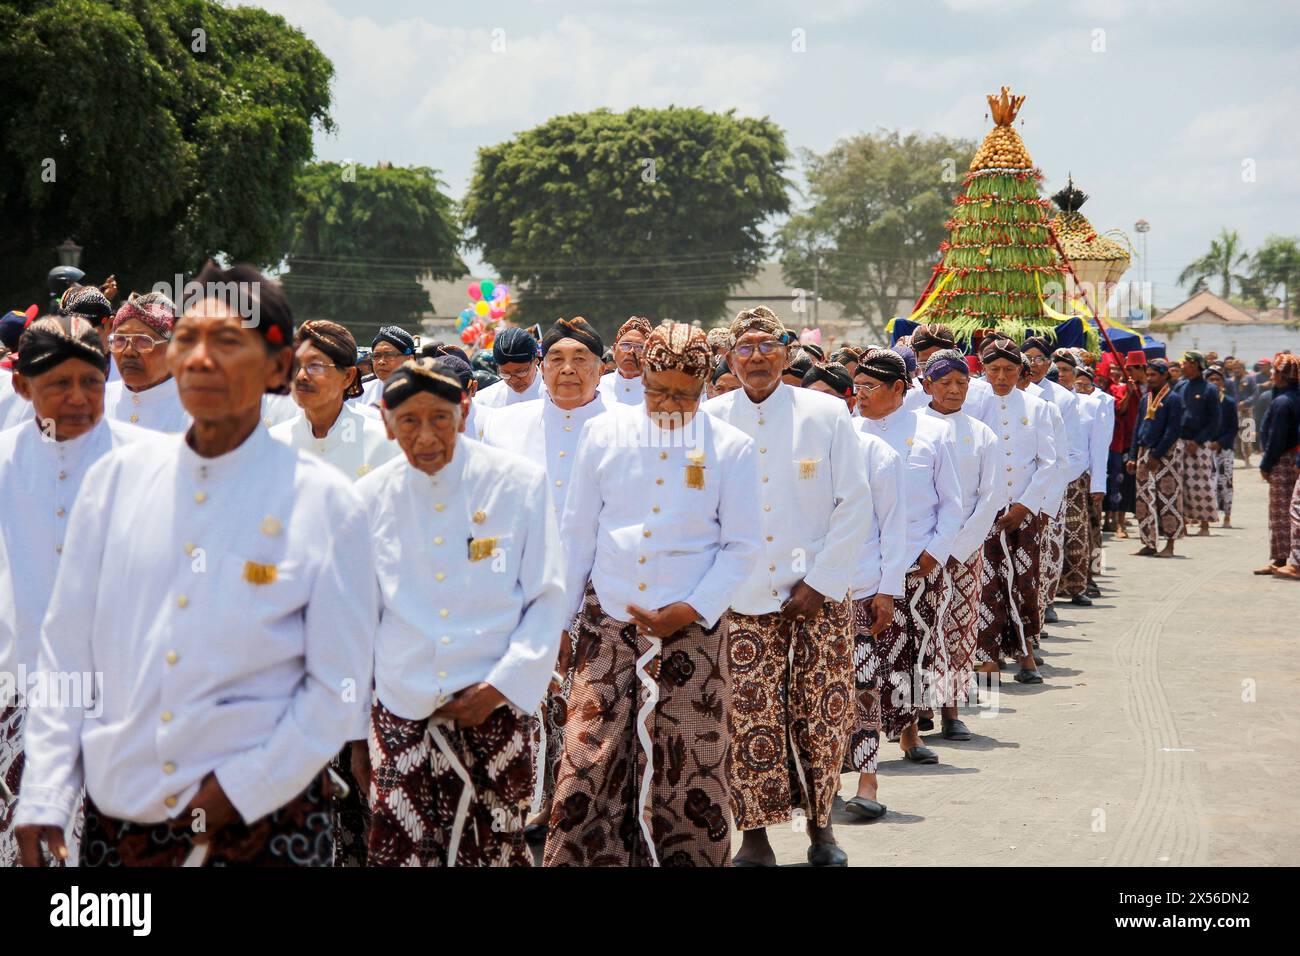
[1252,235,1300,321]
[1178,227,1250,298]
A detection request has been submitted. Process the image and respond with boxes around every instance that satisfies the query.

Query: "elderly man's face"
[291,340,354,418]
[984,357,1021,395]
[497,359,538,394]
[854,372,904,419]
[729,331,787,396]
[1054,361,1076,389]
[168,296,291,425]
[109,317,171,390]
[12,357,106,441]
[386,390,466,476]
[643,367,702,429]
[806,378,854,412]
[370,342,408,382]
[1024,348,1050,383]
[707,371,741,399]
[614,330,646,377]
[542,339,602,409]
[924,369,970,413]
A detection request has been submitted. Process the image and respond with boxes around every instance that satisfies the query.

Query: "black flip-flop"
[903,745,939,764]
[1014,668,1043,684]
[807,842,848,867]
[844,796,887,820]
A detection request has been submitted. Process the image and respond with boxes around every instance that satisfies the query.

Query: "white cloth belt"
[428,714,475,868]
[999,519,1029,657]
[634,638,662,867]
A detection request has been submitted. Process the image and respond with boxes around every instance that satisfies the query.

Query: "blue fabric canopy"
[888,315,1164,358]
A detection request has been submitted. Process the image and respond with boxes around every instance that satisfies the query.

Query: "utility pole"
[812,250,822,328]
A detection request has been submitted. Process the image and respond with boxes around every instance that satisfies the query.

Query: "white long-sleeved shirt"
[350,376,385,409]
[0,370,32,430]
[856,405,964,567]
[966,376,994,422]
[358,437,565,718]
[703,384,869,613]
[15,425,376,830]
[269,401,399,482]
[923,405,1002,564]
[476,372,544,409]
[851,429,908,599]
[1030,378,1086,484]
[103,377,189,433]
[260,393,300,430]
[598,370,645,406]
[1073,388,1112,494]
[560,403,762,628]
[481,394,610,517]
[976,387,1058,514]
[0,418,143,684]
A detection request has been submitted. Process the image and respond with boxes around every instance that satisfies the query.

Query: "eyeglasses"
[108,332,168,353]
[371,349,407,364]
[1027,355,1050,366]
[498,366,535,382]
[853,381,886,395]
[299,361,339,378]
[644,385,701,403]
[616,342,645,354]
[732,340,784,358]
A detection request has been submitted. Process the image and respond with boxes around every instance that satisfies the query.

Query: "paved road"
[759,461,1300,866]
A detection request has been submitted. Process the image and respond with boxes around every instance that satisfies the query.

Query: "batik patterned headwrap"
[857,347,911,389]
[729,305,786,341]
[923,348,969,382]
[297,319,362,398]
[706,327,734,353]
[910,323,956,354]
[1273,352,1300,385]
[980,337,1022,365]
[382,356,465,410]
[111,292,176,338]
[642,321,711,381]
[1182,349,1207,371]
[616,316,652,343]
[802,361,854,396]
[59,285,113,325]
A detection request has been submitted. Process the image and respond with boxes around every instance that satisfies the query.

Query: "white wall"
[1160,323,1296,362]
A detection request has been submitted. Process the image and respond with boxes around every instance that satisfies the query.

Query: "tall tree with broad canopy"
[463,107,790,339]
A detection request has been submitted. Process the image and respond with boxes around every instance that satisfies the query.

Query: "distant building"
[1149,289,1295,362]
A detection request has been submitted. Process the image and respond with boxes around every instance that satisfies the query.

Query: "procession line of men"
[2,266,1297,868]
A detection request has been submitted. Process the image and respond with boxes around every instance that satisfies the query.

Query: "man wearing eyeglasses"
[481,316,610,843]
[103,293,189,433]
[544,321,761,867]
[354,326,416,408]
[0,314,142,866]
[703,306,869,867]
[598,316,650,405]
[474,327,544,408]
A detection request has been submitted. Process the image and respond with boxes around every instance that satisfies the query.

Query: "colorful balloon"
[495,284,509,299]
[460,326,477,344]
[479,280,495,300]
[474,300,490,317]
[467,283,482,301]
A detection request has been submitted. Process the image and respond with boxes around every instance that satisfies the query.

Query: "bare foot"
[1196,522,1211,536]
[734,828,777,866]
[1159,541,1175,556]
[1132,545,1156,556]
[1115,525,1129,539]
[1254,564,1280,575]
[1271,565,1300,581]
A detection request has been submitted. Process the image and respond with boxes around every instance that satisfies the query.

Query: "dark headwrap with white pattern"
[15,315,109,377]
[856,347,911,389]
[980,337,1022,365]
[802,361,854,396]
[382,356,465,410]
[541,317,604,359]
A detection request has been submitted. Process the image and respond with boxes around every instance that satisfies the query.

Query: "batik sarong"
[0,701,24,867]
[877,563,946,739]
[1039,503,1066,625]
[1213,447,1235,516]
[367,700,533,867]
[1267,458,1300,563]
[543,587,732,867]
[1088,492,1104,579]
[1059,474,1091,598]
[978,509,1042,661]
[1289,472,1300,568]
[81,778,330,867]
[329,745,369,867]
[727,596,852,831]
[935,552,983,708]
[1182,439,1218,523]
[1136,444,1185,548]
[843,594,906,775]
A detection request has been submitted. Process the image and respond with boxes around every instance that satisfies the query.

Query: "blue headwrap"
[372,325,415,355]
[891,343,917,377]
[493,326,539,365]
[923,348,969,382]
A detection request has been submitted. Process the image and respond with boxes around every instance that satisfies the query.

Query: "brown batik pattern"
[81,777,330,867]
[727,596,853,831]
[843,594,907,775]
[1136,443,1186,549]
[1288,471,1300,568]
[1182,439,1219,523]
[1268,459,1300,563]
[367,700,533,867]
[1088,492,1104,580]
[935,552,983,708]
[1040,503,1066,614]
[878,563,945,740]
[0,701,24,867]
[1060,474,1092,598]
[543,588,732,867]
[329,745,369,866]
[978,509,1042,661]
[1214,447,1235,516]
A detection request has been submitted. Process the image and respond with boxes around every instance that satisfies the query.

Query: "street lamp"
[56,238,83,268]
[1134,219,1150,310]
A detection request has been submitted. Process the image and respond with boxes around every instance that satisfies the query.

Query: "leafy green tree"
[463,107,790,339]
[280,162,464,339]
[0,0,332,307]
[1177,227,1249,298]
[1251,235,1300,321]
[778,129,976,337]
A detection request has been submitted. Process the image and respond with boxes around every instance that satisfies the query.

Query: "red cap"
[1124,351,1148,367]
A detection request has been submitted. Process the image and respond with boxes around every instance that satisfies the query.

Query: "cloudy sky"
[257,0,1299,308]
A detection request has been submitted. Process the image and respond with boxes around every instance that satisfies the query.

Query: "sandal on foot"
[903,745,939,764]
[844,796,887,820]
